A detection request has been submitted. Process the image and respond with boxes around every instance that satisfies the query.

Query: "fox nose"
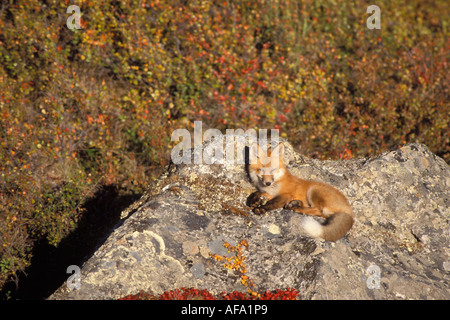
[265,181,272,186]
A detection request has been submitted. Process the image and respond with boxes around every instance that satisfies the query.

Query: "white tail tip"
[301,216,323,238]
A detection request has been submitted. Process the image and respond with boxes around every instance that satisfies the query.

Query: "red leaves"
[259,288,299,300]
[119,287,299,300]
[160,288,216,300]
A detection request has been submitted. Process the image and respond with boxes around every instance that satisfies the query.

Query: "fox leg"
[253,194,293,215]
[247,191,271,208]
[284,200,324,217]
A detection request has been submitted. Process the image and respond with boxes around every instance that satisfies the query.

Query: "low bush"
[1,0,448,294]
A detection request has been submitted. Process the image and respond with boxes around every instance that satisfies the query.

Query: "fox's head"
[248,142,285,189]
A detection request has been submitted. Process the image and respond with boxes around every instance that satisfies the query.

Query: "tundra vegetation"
[0,0,448,296]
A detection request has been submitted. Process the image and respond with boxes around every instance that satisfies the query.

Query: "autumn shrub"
[0,0,448,293]
[119,287,299,300]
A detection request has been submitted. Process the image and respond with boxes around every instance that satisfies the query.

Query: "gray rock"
[49,137,449,300]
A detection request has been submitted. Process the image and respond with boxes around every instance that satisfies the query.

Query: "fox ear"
[272,142,285,159]
[249,143,263,162]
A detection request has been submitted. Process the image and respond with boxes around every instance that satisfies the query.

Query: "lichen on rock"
[50,137,449,300]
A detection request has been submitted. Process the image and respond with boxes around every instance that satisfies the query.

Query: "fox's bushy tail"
[301,212,354,242]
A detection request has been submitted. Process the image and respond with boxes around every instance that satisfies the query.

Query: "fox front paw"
[252,206,267,215]
[284,200,304,210]
[247,191,267,208]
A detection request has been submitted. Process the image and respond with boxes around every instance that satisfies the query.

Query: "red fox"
[247,142,354,241]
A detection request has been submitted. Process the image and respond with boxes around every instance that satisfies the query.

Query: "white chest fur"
[249,168,284,197]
